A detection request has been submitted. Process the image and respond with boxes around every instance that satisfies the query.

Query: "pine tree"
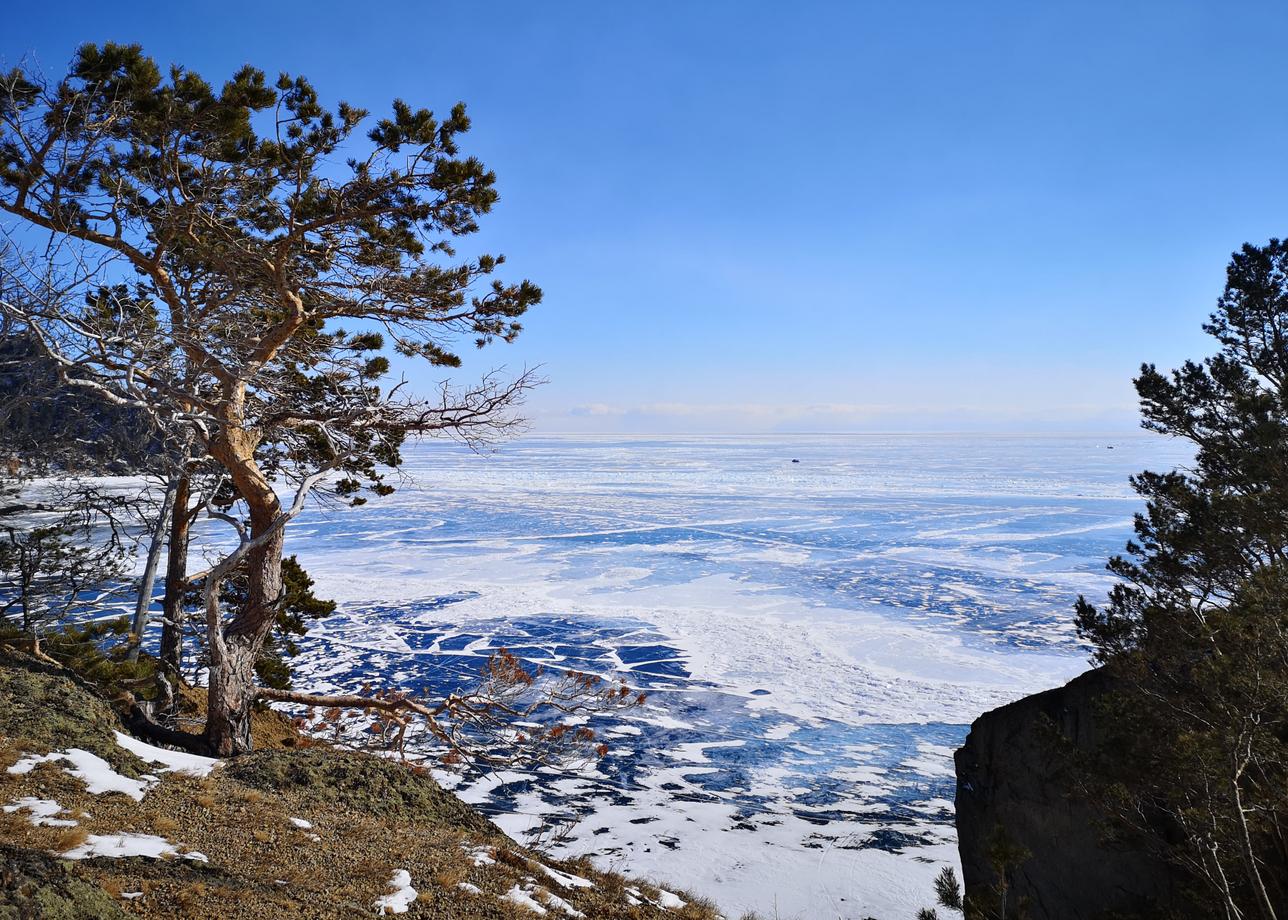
[0,44,541,753]
[1075,239,1288,918]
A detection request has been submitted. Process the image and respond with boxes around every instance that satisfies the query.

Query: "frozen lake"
[277,433,1190,919]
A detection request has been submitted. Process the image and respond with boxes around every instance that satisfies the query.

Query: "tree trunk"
[157,475,192,725]
[204,627,262,756]
[129,476,178,661]
[203,523,284,755]
[158,475,191,676]
[203,427,287,755]
[1233,772,1279,920]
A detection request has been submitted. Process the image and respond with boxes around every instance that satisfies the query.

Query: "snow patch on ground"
[503,883,548,914]
[535,861,594,889]
[8,749,152,801]
[373,869,417,914]
[655,888,686,909]
[464,844,496,866]
[63,832,208,862]
[113,731,220,777]
[2,796,77,827]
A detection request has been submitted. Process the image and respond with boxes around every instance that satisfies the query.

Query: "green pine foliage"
[37,617,159,700]
[1073,240,1288,917]
[917,832,1029,920]
[253,555,337,689]
[186,554,336,690]
[1,43,543,751]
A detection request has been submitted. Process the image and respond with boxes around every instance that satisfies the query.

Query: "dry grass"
[1,746,725,920]
[0,659,726,920]
[51,825,90,852]
[430,865,467,889]
[236,787,267,805]
[0,807,38,847]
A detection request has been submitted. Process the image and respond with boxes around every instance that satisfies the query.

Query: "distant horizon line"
[460,429,1166,440]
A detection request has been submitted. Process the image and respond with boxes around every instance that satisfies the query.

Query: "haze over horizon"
[9,1,1288,434]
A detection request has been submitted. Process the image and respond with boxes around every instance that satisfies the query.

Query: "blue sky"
[9,2,1288,433]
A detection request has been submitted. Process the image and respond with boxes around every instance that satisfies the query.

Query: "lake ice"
[268,434,1189,919]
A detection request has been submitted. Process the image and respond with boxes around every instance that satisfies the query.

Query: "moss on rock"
[225,747,493,832]
[0,648,128,767]
[0,653,720,919]
[0,844,129,920]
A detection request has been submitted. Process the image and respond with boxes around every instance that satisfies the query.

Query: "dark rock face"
[954,668,1192,920]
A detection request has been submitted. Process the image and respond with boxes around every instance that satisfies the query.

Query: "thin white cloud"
[568,403,628,417]
[544,400,1139,434]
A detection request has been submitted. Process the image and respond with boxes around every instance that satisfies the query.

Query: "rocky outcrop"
[0,645,129,761]
[0,650,718,920]
[0,843,130,919]
[953,668,1193,919]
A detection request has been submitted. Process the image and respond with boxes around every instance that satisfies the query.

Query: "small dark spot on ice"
[629,816,658,824]
[749,689,771,696]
